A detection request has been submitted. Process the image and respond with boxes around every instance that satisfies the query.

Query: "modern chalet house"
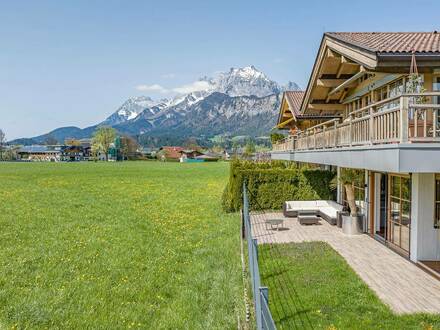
[272,32,440,275]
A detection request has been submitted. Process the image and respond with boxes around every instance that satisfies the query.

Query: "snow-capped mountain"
[212,66,281,97]
[103,96,169,125]
[13,66,301,145]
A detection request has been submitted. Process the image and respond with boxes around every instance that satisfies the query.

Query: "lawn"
[0,162,242,329]
[260,241,440,330]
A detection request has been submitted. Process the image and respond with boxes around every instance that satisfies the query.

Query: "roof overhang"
[300,34,379,115]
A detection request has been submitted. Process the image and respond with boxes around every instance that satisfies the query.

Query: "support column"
[336,167,342,204]
[411,173,437,262]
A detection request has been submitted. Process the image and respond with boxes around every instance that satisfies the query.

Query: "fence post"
[369,106,375,144]
[400,96,409,142]
[349,114,353,146]
[252,238,263,330]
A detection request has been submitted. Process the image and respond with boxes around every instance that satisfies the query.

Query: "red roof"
[161,146,184,159]
[326,32,440,53]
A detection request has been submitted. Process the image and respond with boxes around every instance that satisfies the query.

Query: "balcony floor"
[250,211,440,314]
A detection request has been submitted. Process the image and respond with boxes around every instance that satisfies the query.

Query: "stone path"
[250,212,440,314]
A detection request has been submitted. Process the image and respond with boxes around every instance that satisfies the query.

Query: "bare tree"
[120,135,139,160]
[0,129,6,161]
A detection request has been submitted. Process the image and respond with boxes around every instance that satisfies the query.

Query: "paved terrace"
[250,212,440,314]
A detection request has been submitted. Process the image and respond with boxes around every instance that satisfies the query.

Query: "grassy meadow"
[0,162,242,329]
[260,242,440,330]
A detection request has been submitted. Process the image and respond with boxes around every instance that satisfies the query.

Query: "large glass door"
[388,175,411,254]
[375,173,387,240]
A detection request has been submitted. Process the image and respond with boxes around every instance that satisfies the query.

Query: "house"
[17,145,62,162]
[60,145,91,161]
[179,149,204,162]
[195,152,221,162]
[158,146,184,161]
[272,32,440,276]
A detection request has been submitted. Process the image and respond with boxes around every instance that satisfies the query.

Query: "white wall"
[411,173,440,262]
[272,143,440,173]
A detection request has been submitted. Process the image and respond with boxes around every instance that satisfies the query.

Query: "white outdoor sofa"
[283,200,345,225]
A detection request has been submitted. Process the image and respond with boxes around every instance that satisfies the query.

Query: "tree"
[120,136,139,160]
[243,140,256,157]
[44,135,58,145]
[331,168,363,216]
[270,132,285,144]
[92,127,116,161]
[64,138,81,146]
[183,137,200,151]
[0,129,6,161]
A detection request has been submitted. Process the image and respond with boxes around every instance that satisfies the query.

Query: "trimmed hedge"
[222,160,335,212]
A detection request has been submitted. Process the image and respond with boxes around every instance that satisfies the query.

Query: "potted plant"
[332,168,363,235]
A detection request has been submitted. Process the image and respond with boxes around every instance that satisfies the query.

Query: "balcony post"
[369,106,374,144]
[334,121,338,147]
[400,96,409,143]
[349,114,353,146]
[313,128,317,149]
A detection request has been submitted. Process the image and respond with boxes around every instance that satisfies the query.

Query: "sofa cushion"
[319,207,338,219]
[285,200,344,219]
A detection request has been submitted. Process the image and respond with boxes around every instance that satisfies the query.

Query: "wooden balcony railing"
[272,93,440,152]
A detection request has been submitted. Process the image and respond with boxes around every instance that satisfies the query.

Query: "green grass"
[260,242,440,330]
[0,162,242,329]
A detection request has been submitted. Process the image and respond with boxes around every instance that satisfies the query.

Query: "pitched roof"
[284,91,305,116]
[326,32,440,54]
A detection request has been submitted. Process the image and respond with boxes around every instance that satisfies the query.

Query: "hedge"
[222,160,335,212]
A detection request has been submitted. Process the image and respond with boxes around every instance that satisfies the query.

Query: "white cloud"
[161,73,176,79]
[172,81,211,94]
[135,80,212,95]
[135,84,169,93]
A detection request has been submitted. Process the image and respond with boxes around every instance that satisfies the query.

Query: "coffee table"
[265,218,284,231]
[298,210,320,225]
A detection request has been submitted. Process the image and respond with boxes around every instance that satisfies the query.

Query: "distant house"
[158,146,184,161]
[61,145,91,161]
[17,145,62,162]
[179,149,204,162]
[195,152,221,162]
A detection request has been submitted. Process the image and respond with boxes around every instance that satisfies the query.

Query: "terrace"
[251,211,440,315]
[273,92,440,153]
[272,92,440,173]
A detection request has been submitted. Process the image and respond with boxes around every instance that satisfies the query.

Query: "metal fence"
[242,183,277,330]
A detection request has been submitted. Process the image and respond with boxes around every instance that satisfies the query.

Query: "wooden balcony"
[273,93,440,153]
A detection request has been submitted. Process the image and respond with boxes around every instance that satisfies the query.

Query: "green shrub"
[221,160,335,212]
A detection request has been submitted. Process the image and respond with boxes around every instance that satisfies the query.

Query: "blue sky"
[1,0,439,139]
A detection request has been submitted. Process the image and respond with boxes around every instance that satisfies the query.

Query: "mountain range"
[11,66,300,146]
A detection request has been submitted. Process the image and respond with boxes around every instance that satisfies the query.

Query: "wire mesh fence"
[242,183,276,330]
[242,182,318,330]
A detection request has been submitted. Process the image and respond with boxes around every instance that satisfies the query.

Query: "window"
[435,176,440,229]
[388,174,411,253]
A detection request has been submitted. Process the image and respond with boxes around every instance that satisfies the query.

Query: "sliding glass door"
[388,175,411,254]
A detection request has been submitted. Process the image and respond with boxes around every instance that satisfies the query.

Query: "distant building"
[17,145,62,162]
[158,146,184,161]
[60,145,91,161]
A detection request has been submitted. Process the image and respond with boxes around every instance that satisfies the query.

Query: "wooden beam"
[336,56,345,78]
[329,66,367,96]
[339,89,348,102]
[308,103,345,111]
[337,56,360,78]
[326,48,340,58]
[317,78,348,87]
